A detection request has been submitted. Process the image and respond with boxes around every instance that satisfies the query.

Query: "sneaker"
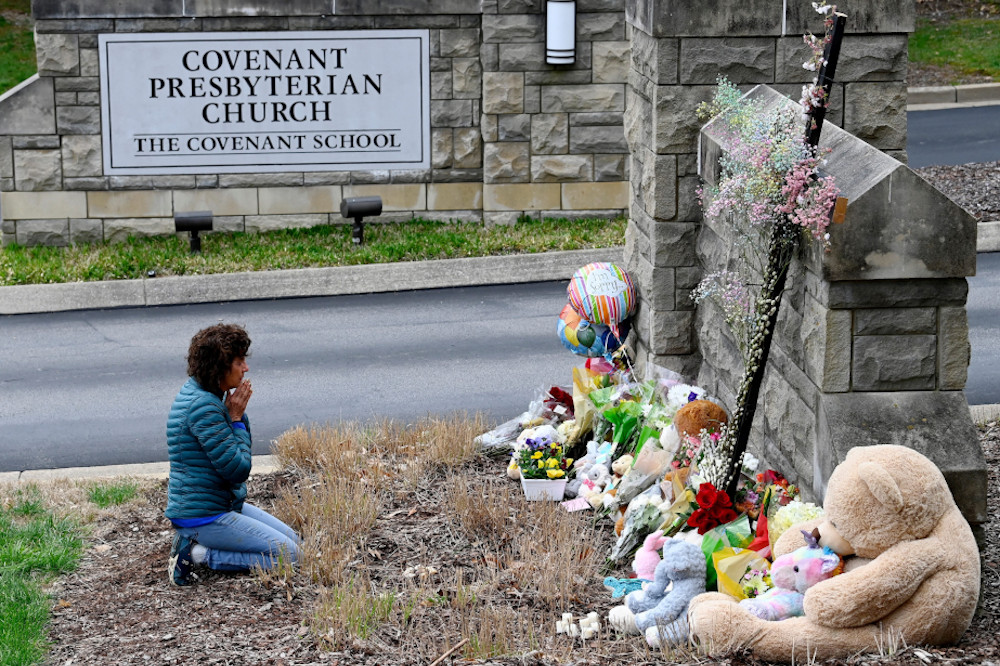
[168,532,195,586]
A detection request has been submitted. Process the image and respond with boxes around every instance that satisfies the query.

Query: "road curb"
[0,246,624,316]
[908,83,1000,111]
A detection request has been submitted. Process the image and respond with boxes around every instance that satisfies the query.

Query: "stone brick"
[14,149,62,191]
[88,190,172,218]
[105,217,174,243]
[431,168,483,183]
[0,138,11,178]
[453,128,482,168]
[570,112,624,126]
[480,43,499,71]
[938,306,970,390]
[531,113,569,154]
[432,99,476,127]
[210,216,246,233]
[776,35,907,84]
[15,219,69,246]
[541,84,625,113]
[785,0,914,35]
[432,129,454,168]
[638,149,676,221]
[497,0,540,12]
[562,181,627,209]
[439,29,481,58]
[174,188,258,216]
[60,135,102,178]
[431,70,453,99]
[854,308,936,335]
[623,88,652,153]
[431,56,450,72]
[578,11,625,40]
[64,177,107,190]
[55,92,77,105]
[344,184,426,211]
[569,125,628,153]
[680,38,775,84]
[70,217,103,244]
[390,170,432,185]
[650,220,697,267]
[761,370,816,472]
[244,213,328,234]
[593,42,628,83]
[531,155,592,182]
[482,73,524,114]
[523,84,541,114]
[258,186,340,215]
[53,76,99,93]
[630,30,678,85]
[594,154,626,181]
[484,211,521,226]
[524,70,593,86]
[348,170,390,185]
[844,82,907,151]
[675,174,702,222]
[500,41,592,72]
[1,191,86,219]
[79,47,99,77]
[498,114,531,141]
[482,14,543,42]
[32,1,183,19]
[483,142,530,183]
[427,183,483,210]
[115,17,207,31]
[12,136,61,150]
[33,19,114,33]
[479,115,498,143]
[627,0,782,38]
[853,335,937,391]
[652,84,717,153]
[35,33,79,75]
[0,77,56,136]
[452,58,482,99]
[825,279,968,310]
[78,92,100,106]
[484,183,560,210]
[218,173,302,188]
[643,308,695,355]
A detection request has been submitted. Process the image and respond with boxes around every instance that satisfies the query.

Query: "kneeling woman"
[166,323,300,586]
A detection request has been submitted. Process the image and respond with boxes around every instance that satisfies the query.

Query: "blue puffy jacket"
[165,377,252,519]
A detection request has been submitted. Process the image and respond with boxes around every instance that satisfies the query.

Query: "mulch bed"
[41,424,1000,666]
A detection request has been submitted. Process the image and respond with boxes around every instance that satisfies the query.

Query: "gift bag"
[700,514,753,590]
[712,548,771,601]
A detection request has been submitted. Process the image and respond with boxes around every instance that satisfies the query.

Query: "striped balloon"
[567,262,635,336]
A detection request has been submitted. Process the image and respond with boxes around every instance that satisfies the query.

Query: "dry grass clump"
[264,415,624,662]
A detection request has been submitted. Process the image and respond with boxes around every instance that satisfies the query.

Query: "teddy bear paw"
[608,604,641,635]
[689,595,762,655]
[644,616,689,648]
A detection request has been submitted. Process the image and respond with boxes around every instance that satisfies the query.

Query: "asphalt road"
[0,282,580,472]
[967,251,1000,405]
[907,105,1000,168]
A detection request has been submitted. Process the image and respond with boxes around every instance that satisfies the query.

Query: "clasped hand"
[225,379,253,422]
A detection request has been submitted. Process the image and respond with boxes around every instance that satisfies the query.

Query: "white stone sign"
[99,30,430,174]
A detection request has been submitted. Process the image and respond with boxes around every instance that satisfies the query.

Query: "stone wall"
[697,86,986,530]
[623,0,912,380]
[0,0,630,246]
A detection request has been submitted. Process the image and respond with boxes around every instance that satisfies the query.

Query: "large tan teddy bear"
[688,445,980,662]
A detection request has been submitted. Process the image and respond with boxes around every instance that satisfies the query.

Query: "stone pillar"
[623,0,912,378]
[480,0,630,225]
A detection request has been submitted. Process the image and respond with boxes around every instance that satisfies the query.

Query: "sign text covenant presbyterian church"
[99,30,430,174]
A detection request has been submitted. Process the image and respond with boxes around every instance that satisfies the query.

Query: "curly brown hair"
[186,323,251,392]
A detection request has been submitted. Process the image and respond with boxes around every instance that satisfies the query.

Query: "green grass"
[0,487,84,666]
[910,16,1000,81]
[0,216,627,286]
[86,480,140,508]
[0,0,35,93]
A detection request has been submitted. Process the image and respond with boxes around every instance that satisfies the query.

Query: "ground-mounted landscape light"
[340,196,383,245]
[174,210,213,254]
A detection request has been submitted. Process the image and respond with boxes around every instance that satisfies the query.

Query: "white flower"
[667,383,704,407]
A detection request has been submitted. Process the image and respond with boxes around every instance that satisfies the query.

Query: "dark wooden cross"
[722,12,847,498]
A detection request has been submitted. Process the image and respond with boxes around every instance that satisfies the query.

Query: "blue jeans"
[175,503,301,572]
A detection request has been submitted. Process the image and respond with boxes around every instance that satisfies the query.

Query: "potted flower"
[515,436,574,501]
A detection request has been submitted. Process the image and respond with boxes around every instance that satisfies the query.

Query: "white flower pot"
[520,476,567,501]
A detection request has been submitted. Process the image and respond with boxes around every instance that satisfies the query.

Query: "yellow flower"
[546,469,565,479]
[537,460,544,469]
[531,451,543,459]
[547,458,559,468]
[565,458,574,467]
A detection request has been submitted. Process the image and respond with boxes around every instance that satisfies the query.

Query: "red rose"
[711,507,738,525]
[695,483,719,507]
[687,508,715,534]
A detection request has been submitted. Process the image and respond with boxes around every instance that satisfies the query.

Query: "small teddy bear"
[609,537,706,647]
[739,531,842,621]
